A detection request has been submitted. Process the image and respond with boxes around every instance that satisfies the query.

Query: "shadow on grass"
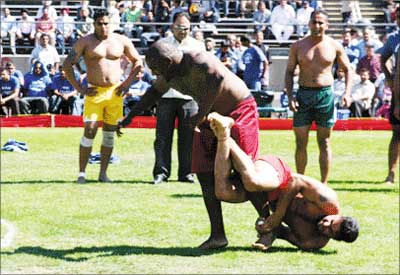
[170,194,203,198]
[329,180,384,184]
[0,180,154,185]
[1,244,335,261]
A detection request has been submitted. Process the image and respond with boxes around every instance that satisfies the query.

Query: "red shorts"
[257,155,292,202]
[192,96,259,173]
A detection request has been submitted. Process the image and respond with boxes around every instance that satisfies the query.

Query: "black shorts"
[389,96,400,125]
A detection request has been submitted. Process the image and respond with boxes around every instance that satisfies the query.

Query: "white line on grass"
[1,219,16,248]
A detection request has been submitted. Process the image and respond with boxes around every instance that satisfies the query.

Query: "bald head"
[145,41,183,76]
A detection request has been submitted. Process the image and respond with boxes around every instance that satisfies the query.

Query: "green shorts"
[293,86,335,128]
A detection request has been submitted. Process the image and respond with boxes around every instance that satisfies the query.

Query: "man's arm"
[62,40,86,95]
[284,43,299,112]
[393,50,400,120]
[118,77,169,128]
[262,173,339,232]
[1,87,20,103]
[335,42,353,108]
[117,35,144,94]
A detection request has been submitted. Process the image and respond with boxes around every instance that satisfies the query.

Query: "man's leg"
[78,121,98,183]
[294,126,310,176]
[152,99,175,182]
[386,124,400,184]
[197,172,228,249]
[177,99,198,181]
[99,123,117,182]
[316,126,332,184]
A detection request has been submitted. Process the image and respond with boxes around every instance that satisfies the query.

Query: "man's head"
[20,8,29,18]
[5,62,15,73]
[93,9,110,39]
[0,67,11,81]
[40,33,50,47]
[145,41,183,77]
[33,61,44,75]
[341,30,351,46]
[309,10,329,37]
[255,30,264,45]
[172,12,191,42]
[359,68,370,83]
[317,215,359,243]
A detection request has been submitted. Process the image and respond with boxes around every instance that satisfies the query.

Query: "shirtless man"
[118,41,264,249]
[285,10,352,184]
[63,9,143,183]
[208,112,359,251]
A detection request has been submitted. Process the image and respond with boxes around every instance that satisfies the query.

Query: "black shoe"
[179,174,195,183]
[153,174,168,184]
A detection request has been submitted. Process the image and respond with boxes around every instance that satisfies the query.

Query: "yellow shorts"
[83,84,122,125]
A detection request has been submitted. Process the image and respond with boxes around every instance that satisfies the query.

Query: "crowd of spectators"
[1,0,399,119]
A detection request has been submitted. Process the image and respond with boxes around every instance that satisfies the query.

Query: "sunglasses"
[175,25,190,31]
[96,22,109,26]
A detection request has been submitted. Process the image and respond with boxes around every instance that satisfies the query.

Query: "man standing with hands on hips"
[62,9,143,183]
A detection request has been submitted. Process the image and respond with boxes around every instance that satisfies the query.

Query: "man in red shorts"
[208,112,359,251]
[118,41,264,249]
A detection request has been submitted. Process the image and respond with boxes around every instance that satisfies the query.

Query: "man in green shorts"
[285,10,352,184]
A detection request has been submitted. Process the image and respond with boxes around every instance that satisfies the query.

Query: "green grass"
[1,128,398,274]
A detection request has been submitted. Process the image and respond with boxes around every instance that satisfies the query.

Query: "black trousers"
[153,98,198,179]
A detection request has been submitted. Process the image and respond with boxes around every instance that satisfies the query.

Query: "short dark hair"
[20,8,29,14]
[93,9,109,21]
[310,9,329,21]
[172,11,190,23]
[335,216,359,243]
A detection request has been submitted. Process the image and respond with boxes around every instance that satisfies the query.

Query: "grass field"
[0,127,399,274]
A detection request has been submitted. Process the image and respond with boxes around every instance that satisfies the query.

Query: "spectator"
[341,1,361,24]
[356,27,383,58]
[341,29,361,69]
[16,8,36,54]
[356,42,382,83]
[49,66,80,114]
[20,61,52,114]
[30,33,61,71]
[269,0,296,42]
[215,40,238,74]
[170,0,187,22]
[372,73,389,117]
[296,0,314,37]
[0,67,21,116]
[76,0,93,21]
[155,0,171,34]
[254,30,271,66]
[382,0,399,33]
[1,8,17,55]
[139,11,161,48]
[107,0,122,34]
[35,6,56,46]
[332,67,347,109]
[56,8,76,55]
[193,29,204,42]
[241,0,257,18]
[36,0,58,20]
[201,0,220,23]
[121,1,143,38]
[151,12,205,185]
[205,37,216,53]
[5,61,24,87]
[253,1,272,37]
[240,35,269,91]
[75,7,94,39]
[350,68,375,117]
[123,67,151,116]
[223,0,240,18]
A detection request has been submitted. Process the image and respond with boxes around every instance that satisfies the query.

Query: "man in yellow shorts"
[63,9,142,183]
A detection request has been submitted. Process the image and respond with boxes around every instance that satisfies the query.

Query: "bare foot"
[76,176,86,184]
[384,172,395,185]
[99,175,112,183]
[207,112,234,141]
[198,236,228,250]
[252,232,276,252]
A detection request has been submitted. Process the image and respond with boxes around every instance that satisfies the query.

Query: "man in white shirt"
[30,33,61,71]
[350,68,375,117]
[55,8,76,54]
[296,0,314,37]
[1,7,17,55]
[269,0,296,42]
[16,8,36,54]
[152,12,206,185]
